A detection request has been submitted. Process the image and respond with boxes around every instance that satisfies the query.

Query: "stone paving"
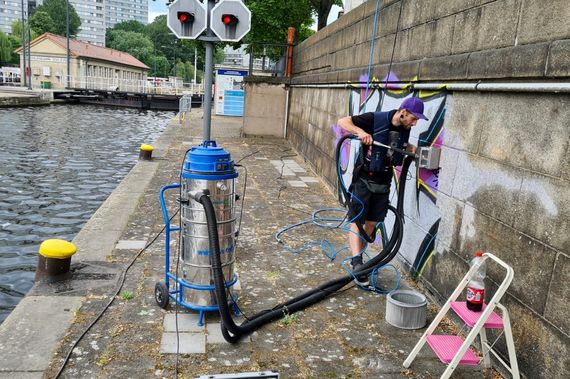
[38,111,501,378]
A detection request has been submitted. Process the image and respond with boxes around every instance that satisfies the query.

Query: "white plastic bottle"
[466,251,486,312]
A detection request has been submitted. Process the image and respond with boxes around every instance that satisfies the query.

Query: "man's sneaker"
[352,263,370,286]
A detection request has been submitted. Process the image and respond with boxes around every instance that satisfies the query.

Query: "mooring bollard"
[35,239,77,282]
[139,144,154,160]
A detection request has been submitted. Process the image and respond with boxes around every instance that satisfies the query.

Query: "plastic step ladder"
[403,252,519,378]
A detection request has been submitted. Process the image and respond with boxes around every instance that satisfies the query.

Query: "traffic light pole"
[201,0,215,141]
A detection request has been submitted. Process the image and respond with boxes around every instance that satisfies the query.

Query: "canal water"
[0,104,173,323]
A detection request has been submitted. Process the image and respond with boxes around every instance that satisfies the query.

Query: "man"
[337,97,428,280]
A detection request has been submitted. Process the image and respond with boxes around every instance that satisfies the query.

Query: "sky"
[148,1,344,30]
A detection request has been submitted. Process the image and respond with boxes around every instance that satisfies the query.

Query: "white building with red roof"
[16,32,149,91]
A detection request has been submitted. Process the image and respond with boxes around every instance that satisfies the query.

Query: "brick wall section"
[286,0,570,377]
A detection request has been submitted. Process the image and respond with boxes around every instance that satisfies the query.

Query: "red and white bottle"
[466,251,486,312]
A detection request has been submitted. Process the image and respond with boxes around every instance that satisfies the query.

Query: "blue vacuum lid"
[182,140,238,180]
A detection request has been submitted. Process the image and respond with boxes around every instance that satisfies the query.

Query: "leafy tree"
[34,0,81,37]
[30,11,57,35]
[0,31,13,64]
[111,20,146,34]
[244,0,314,44]
[106,30,154,63]
[310,0,343,30]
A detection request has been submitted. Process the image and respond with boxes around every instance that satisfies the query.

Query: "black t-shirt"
[351,110,399,184]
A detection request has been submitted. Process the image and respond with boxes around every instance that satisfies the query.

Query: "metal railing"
[247,43,289,77]
[32,75,205,95]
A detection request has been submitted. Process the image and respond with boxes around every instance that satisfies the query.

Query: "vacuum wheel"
[155,281,169,309]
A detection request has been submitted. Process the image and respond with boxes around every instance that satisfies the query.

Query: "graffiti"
[331,74,447,279]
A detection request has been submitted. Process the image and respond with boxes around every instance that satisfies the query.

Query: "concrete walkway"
[0,110,499,378]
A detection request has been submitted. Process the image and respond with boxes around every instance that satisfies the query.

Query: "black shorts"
[347,176,390,224]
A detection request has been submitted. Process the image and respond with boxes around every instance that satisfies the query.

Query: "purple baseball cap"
[401,97,428,120]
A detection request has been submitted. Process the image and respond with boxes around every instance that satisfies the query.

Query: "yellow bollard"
[139,144,154,160]
[35,239,77,282]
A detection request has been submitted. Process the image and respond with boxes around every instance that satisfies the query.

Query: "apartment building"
[29,0,149,46]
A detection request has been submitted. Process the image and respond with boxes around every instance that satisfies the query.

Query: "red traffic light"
[177,11,194,23]
[221,14,238,26]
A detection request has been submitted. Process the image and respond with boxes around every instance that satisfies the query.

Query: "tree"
[111,20,146,34]
[106,30,154,63]
[30,11,57,35]
[309,0,343,31]
[34,0,81,37]
[244,0,314,44]
[0,31,12,64]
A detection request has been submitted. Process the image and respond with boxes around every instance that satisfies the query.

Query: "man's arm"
[337,116,372,145]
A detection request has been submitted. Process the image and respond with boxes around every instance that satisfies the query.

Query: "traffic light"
[167,0,206,40]
[221,14,238,26]
[177,11,194,24]
[211,0,251,42]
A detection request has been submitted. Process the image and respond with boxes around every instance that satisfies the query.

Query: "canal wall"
[287,0,570,377]
[0,87,52,107]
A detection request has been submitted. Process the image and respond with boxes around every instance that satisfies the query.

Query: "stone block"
[513,174,570,254]
[437,144,460,197]
[400,0,437,30]
[477,92,570,176]
[518,0,570,44]
[432,0,494,20]
[435,192,465,254]
[386,60,421,81]
[457,205,556,314]
[507,297,570,379]
[467,43,549,79]
[412,17,456,60]
[419,53,469,80]
[544,253,570,334]
[451,154,523,226]
[375,2,400,37]
[546,39,570,77]
[451,0,520,54]
[440,92,482,153]
[422,248,468,300]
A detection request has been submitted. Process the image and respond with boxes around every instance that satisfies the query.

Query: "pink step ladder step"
[450,302,504,328]
[426,335,480,366]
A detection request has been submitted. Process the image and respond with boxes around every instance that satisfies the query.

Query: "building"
[0,0,38,35]
[16,32,149,91]
[106,0,148,30]
[1,0,148,47]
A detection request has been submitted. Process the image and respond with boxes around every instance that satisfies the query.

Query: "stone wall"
[286,0,570,377]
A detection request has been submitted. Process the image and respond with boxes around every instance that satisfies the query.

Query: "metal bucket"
[385,290,427,329]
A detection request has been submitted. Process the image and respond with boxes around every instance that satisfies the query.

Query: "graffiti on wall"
[331,74,447,279]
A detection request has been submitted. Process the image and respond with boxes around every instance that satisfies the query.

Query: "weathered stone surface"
[243,82,286,138]
[450,153,524,226]
[451,0,520,54]
[514,174,570,254]
[507,297,570,379]
[476,92,570,176]
[546,39,570,77]
[457,205,556,314]
[395,16,455,61]
[544,253,570,334]
[419,53,469,80]
[518,0,570,44]
[440,92,483,153]
[467,43,549,79]
[400,0,437,30]
[434,192,465,254]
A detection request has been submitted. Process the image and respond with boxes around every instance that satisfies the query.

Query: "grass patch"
[119,291,134,300]
[281,312,299,326]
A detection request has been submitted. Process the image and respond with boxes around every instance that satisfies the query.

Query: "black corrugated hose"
[192,154,413,343]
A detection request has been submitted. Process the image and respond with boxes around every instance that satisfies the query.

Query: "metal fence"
[248,43,289,77]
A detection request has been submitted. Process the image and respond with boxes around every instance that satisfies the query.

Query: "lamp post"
[66,0,70,88]
[20,0,26,87]
[26,0,31,90]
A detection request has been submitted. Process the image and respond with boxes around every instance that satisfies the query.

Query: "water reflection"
[0,104,173,323]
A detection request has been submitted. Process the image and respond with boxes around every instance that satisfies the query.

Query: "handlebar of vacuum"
[371,140,418,159]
